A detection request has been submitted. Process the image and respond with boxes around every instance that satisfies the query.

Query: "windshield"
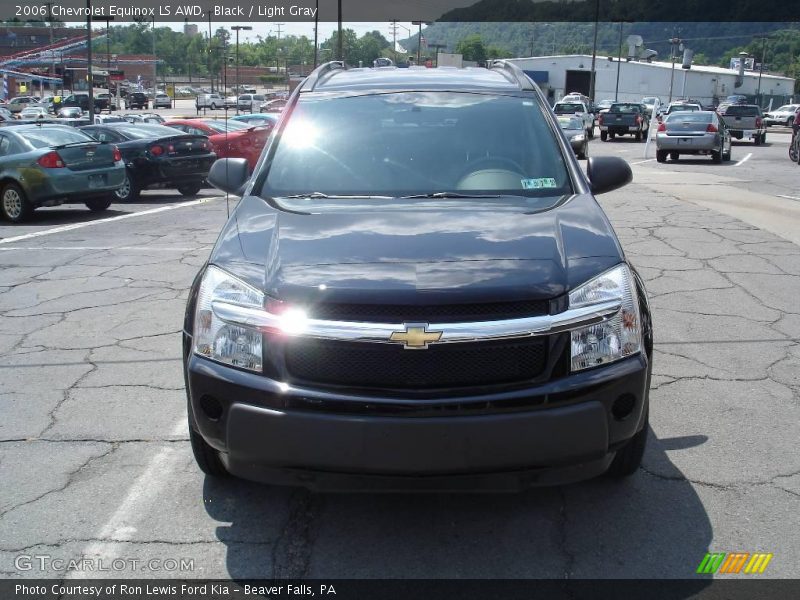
[642,97,657,104]
[23,128,94,148]
[204,120,248,133]
[262,92,572,199]
[610,103,641,113]
[666,112,712,123]
[723,105,759,117]
[668,104,699,113]
[558,116,583,130]
[115,124,189,138]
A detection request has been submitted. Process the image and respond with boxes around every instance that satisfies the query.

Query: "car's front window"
[262,91,573,200]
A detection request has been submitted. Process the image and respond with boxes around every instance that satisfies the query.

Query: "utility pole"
[313,0,319,67]
[275,23,284,74]
[86,0,93,115]
[668,35,681,103]
[390,21,398,63]
[412,21,423,63]
[231,26,252,114]
[614,20,623,101]
[589,0,600,102]
[151,16,156,97]
[207,11,213,91]
[45,2,55,93]
[337,0,342,61]
[756,36,767,105]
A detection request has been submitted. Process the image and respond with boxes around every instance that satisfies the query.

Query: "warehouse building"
[507,54,796,107]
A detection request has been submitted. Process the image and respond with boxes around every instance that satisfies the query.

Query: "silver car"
[557,115,588,159]
[656,111,731,164]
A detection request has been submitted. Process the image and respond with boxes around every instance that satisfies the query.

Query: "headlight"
[569,264,642,372]
[570,134,585,142]
[193,265,264,372]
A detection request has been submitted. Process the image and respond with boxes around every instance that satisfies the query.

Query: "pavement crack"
[271,489,323,578]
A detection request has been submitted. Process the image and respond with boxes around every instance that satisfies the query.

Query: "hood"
[211,194,623,306]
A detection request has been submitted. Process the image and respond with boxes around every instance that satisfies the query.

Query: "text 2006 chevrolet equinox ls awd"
[182,61,653,490]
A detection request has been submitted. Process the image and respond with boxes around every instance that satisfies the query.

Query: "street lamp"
[231,26,252,114]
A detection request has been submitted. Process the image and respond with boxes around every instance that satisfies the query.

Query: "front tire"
[606,412,648,478]
[189,422,228,477]
[177,184,202,197]
[86,197,112,212]
[1,182,34,223]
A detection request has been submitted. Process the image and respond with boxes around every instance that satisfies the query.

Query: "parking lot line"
[0,197,221,246]
[777,195,800,202]
[67,419,188,580]
[631,158,656,165]
[734,152,753,166]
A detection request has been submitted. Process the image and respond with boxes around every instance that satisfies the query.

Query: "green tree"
[456,34,489,63]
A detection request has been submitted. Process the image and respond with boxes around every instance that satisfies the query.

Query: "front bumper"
[186,351,650,490]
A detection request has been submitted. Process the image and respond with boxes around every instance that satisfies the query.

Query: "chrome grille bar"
[211,299,621,344]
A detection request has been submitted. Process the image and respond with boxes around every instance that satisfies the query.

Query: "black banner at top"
[2,0,800,22]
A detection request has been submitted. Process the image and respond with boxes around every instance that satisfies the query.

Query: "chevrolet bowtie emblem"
[389,323,443,349]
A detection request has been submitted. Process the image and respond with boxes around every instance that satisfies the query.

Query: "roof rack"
[300,61,346,92]
[488,59,535,91]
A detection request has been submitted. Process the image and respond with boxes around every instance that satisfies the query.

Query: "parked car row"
[0,114,277,222]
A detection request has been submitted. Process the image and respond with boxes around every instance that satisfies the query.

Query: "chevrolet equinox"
[182,61,653,490]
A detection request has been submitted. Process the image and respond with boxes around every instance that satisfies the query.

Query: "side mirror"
[586,156,632,195]
[207,158,250,196]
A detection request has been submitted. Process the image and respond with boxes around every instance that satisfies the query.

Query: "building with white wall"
[507,54,796,107]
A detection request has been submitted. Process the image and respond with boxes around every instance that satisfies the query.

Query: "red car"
[163,119,270,171]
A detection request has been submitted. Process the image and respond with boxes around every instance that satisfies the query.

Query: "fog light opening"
[199,395,224,421]
[612,394,636,421]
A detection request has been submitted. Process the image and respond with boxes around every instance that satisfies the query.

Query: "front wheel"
[1,182,34,223]
[606,411,648,478]
[189,422,228,477]
[86,197,112,212]
[177,184,202,197]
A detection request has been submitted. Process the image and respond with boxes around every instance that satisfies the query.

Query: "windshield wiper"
[401,192,504,199]
[283,192,393,200]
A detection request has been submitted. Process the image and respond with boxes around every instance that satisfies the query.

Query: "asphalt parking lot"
[0,123,799,580]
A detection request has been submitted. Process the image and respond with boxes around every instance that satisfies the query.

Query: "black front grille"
[307,300,550,323]
[285,338,547,390]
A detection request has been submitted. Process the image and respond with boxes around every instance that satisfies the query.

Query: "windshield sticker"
[521,178,558,189]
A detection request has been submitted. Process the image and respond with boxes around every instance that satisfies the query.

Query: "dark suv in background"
[127,92,149,110]
[183,61,653,491]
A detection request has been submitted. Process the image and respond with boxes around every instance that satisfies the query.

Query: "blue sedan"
[0,125,125,222]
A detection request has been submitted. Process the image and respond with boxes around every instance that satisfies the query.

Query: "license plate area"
[88,174,106,188]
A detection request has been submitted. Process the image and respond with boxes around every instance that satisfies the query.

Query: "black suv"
[183,61,653,490]
[127,92,149,110]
